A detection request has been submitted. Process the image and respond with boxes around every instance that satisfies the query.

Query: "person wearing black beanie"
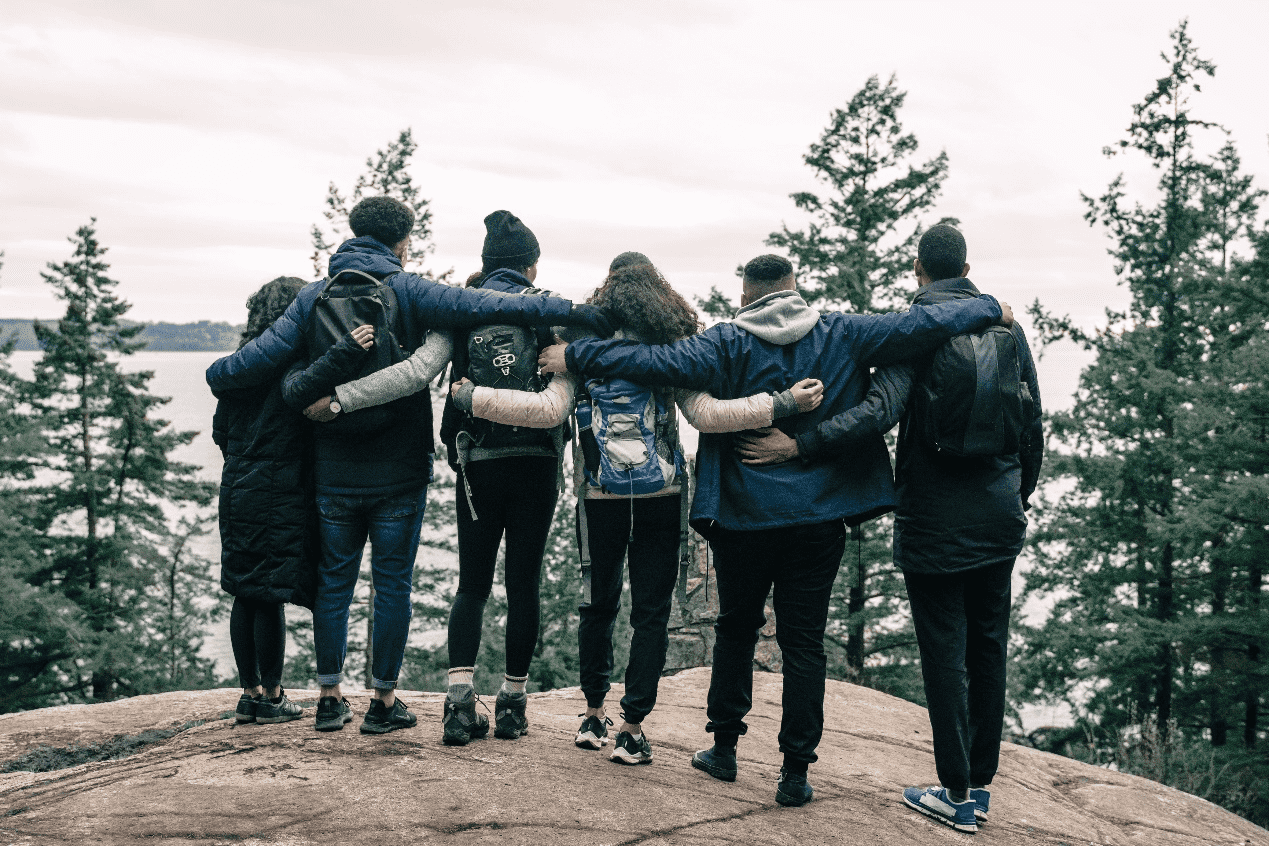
[481,210,541,272]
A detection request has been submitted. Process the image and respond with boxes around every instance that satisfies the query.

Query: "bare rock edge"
[1,668,1264,845]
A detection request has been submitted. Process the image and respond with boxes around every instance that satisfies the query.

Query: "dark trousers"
[705,520,845,765]
[449,456,559,678]
[578,494,681,724]
[903,559,1013,790]
[230,597,286,690]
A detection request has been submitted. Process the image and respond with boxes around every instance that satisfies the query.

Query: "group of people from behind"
[209,196,1040,835]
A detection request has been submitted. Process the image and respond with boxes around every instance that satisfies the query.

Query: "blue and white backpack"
[575,378,684,496]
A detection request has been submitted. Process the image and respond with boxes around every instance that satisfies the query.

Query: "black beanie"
[608,251,653,273]
[481,210,540,266]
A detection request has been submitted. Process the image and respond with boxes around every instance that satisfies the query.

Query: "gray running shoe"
[575,714,612,749]
[314,696,353,732]
[255,690,303,724]
[493,690,528,740]
[234,692,260,724]
[360,698,417,734]
[610,731,653,765]
[442,685,490,746]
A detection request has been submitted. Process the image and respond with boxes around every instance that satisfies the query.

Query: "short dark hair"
[917,224,967,282]
[742,254,793,285]
[348,196,415,247]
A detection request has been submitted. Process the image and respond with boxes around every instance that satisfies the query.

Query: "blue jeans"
[314,486,427,689]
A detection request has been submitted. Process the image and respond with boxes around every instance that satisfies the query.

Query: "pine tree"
[310,128,450,281]
[1020,21,1267,767]
[21,221,217,702]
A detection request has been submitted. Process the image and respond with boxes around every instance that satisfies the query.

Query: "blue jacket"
[566,290,1002,536]
[206,237,579,495]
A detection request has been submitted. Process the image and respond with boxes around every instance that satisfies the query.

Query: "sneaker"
[360,698,417,734]
[776,769,814,807]
[969,788,990,824]
[902,786,978,834]
[493,689,529,740]
[690,745,738,782]
[610,731,653,765]
[314,696,353,732]
[234,692,260,724]
[255,690,303,724]
[442,685,490,746]
[575,714,612,750]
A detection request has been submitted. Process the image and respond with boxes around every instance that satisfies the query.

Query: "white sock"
[448,667,474,688]
[502,674,528,695]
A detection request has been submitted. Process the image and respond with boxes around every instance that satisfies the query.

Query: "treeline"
[0,318,242,352]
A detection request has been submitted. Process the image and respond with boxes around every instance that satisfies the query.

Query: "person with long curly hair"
[450,252,822,764]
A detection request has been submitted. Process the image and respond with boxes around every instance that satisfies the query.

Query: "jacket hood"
[479,268,532,291]
[328,237,404,278]
[912,277,980,305]
[732,290,821,345]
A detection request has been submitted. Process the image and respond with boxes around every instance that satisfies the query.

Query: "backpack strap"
[573,418,592,607]
[676,456,692,616]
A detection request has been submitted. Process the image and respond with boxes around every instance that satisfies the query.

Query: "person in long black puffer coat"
[212,275,374,726]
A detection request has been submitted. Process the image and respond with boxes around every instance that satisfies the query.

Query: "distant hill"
[0,319,242,352]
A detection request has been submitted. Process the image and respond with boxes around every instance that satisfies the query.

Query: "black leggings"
[449,456,559,678]
[229,597,286,690]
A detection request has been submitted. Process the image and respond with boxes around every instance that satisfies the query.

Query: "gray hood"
[731,290,821,345]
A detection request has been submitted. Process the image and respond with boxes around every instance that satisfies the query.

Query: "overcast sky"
[1,1,1266,408]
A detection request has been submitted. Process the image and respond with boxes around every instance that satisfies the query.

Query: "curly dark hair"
[588,263,702,345]
[348,196,415,248]
[240,276,306,348]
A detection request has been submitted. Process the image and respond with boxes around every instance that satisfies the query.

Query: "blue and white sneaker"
[969,788,990,824]
[902,786,978,834]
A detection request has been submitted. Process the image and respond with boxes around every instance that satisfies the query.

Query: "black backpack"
[305,269,408,434]
[915,324,1032,456]
[458,287,556,451]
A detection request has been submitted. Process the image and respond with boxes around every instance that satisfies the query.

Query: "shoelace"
[576,713,614,728]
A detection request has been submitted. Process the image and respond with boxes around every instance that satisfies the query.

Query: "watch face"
[329,401,342,414]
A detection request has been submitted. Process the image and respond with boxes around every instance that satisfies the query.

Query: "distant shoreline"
[0,318,242,352]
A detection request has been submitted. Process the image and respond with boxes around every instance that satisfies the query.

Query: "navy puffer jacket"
[566,290,1002,536]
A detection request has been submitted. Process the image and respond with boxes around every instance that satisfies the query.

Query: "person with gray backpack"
[451,253,822,764]
[736,225,1042,832]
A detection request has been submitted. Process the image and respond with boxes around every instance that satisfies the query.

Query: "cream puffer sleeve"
[675,388,775,433]
[333,330,453,413]
[470,372,579,428]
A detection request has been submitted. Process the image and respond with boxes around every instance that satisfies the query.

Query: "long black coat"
[212,381,319,608]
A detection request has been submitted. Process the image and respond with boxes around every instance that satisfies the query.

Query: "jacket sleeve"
[795,364,914,463]
[212,401,228,455]
[565,328,727,391]
[333,331,453,413]
[206,286,312,392]
[470,372,578,428]
[675,388,774,433]
[844,295,1003,368]
[396,276,578,330]
[1016,326,1044,509]
[280,333,372,410]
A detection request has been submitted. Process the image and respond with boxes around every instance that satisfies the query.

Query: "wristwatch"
[328,399,342,415]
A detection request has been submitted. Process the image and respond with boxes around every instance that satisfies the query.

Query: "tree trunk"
[1210,548,1230,747]
[1156,541,1174,742]
[1247,556,1262,749]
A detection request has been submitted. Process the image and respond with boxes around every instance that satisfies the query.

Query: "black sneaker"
[691,745,738,782]
[360,698,417,734]
[610,731,653,765]
[493,689,528,740]
[255,690,303,724]
[234,692,260,724]
[575,714,612,750]
[776,769,814,807]
[314,696,353,732]
[442,685,490,746]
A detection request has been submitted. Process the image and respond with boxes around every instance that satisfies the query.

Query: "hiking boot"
[690,745,738,782]
[314,696,353,732]
[255,690,303,724]
[442,685,489,746]
[610,731,653,765]
[776,769,814,807]
[575,714,612,750]
[493,689,529,739]
[234,692,260,724]
[902,786,978,834]
[969,788,990,824]
[360,698,417,734]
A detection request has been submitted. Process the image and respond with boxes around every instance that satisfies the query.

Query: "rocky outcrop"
[2,670,1264,845]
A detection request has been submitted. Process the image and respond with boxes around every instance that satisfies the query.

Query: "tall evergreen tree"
[21,221,217,702]
[1020,21,1266,764]
[310,128,449,281]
